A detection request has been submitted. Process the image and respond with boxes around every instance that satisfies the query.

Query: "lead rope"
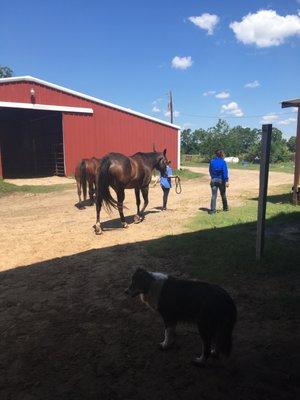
[175,176,182,194]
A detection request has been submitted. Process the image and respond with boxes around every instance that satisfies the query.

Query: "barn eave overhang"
[0,101,93,114]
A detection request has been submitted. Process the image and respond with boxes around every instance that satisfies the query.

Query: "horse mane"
[131,151,161,159]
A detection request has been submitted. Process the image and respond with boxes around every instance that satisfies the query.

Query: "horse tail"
[79,160,88,201]
[98,156,119,212]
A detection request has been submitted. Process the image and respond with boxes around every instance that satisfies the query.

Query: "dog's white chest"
[140,272,168,311]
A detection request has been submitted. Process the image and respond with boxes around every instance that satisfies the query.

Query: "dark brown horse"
[75,157,101,208]
[94,150,168,234]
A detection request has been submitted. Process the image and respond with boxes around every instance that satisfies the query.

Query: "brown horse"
[75,157,101,208]
[94,150,168,234]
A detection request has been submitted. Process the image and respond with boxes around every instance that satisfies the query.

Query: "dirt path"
[0,168,293,271]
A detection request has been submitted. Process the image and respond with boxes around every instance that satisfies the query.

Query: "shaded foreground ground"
[0,215,299,400]
[0,168,299,399]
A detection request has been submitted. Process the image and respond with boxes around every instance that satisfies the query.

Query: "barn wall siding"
[0,81,179,177]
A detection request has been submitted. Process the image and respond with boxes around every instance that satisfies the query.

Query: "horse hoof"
[133,215,141,224]
[93,224,103,235]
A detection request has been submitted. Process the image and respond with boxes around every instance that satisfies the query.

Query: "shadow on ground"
[0,213,299,400]
[251,192,294,205]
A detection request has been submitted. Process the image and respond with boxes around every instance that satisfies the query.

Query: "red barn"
[0,76,181,178]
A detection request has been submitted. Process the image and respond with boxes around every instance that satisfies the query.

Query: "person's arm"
[223,160,229,186]
[209,160,213,178]
[167,167,178,179]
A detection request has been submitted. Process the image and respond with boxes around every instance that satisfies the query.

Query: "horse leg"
[134,188,142,223]
[94,193,102,235]
[117,189,128,228]
[139,186,149,220]
[76,178,85,209]
[88,178,94,206]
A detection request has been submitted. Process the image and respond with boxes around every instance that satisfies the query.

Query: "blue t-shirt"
[160,166,173,188]
[209,157,229,182]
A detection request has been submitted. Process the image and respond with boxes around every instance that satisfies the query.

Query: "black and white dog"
[125,268,237,365]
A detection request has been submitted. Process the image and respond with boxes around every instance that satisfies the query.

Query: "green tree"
[287,136,296,153]
[269,128,290,163]
[227,126,260,157]
[181,129,194,154]
[0,66,13,78]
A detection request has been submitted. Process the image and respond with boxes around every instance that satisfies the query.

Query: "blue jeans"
[210,179,228,212]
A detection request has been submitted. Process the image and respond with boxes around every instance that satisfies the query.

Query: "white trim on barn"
[177,129,181,169]
[0,101,93,114]
[0,76,180,129]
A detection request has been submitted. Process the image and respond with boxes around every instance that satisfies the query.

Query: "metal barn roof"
[0,76,180,129]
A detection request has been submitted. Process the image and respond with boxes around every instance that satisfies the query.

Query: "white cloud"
[277,117,297,125]
[203,90,216,96]
[171,56,193,70]
[152,98,162,105]
[165,110,180,118]
[221,102,244,117]
[215,91,230,99]
[152,106,160,113]
[230,10,300,47]
[261,113,279,123]
[189,13,220,35]
[292,107,298,112]
[245,80,260,88]
[182,122,194,129]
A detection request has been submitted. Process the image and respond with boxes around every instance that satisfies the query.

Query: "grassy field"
[182,155,294,174]
[173,168,203,180]
[148,187,298,281]
[0,179,74,197]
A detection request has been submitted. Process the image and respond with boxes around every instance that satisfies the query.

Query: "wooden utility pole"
[256,124,272,260]
[168,91,174,124]
[292,107,300,205]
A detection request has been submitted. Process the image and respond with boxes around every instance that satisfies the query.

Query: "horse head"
[154,148,168,174]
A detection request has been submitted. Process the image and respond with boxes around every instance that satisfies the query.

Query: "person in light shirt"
[154,161,177,211]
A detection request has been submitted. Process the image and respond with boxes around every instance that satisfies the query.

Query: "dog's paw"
[210,347,220,359]
[159,342,170,351]
[192,356,207,367]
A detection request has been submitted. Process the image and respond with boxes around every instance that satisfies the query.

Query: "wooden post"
[169,91,173,124]
[256,124,272,260]
[292,107,300,205]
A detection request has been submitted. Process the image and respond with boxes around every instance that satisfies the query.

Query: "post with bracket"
[256,124,272,261]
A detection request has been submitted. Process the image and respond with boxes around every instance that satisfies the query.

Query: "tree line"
[0,66,13,78]
[181,119,296,163]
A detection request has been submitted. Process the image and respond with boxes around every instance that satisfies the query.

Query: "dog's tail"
[217,301,237,357]
[217,331,233,357]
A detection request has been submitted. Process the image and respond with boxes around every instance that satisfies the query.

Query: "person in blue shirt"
[157,160,177,211]
[209,149,229,214]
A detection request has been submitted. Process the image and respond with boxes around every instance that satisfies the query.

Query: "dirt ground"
[0,168,298,400]
[0,167,293,271]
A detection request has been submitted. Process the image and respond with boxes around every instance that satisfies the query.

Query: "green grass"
[0,179,74,197]
[173,168,204,180]
[182,156,294,174]
[147,188,299,283]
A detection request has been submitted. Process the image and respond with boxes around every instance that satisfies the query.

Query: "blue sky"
[1,0,300,137]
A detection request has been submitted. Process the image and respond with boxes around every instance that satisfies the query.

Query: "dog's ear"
[136,267,146,273]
